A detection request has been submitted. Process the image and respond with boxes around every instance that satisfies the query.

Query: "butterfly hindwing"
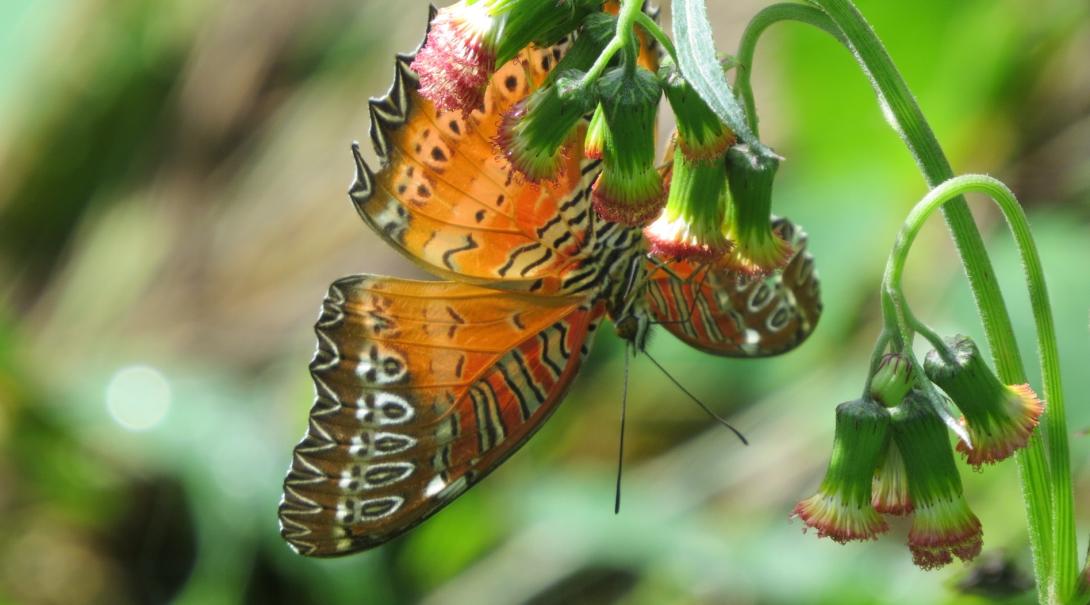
[645,218,822,357]
[279,275,601,556]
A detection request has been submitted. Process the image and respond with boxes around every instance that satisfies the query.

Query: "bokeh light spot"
[106,365,171,431]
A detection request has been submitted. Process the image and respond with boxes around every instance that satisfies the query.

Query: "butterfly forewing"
[350,43,606,296]
[279,276,601,556]
[645,218,822,357]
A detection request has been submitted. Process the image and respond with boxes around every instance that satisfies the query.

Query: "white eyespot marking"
[355,392,414,425]
[336,496,404,523]
[348,431,417,458]
[339,461,414,491]
[424,475,447,498]
[356,345,408,385]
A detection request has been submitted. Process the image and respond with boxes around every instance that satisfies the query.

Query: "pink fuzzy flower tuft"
[411,2,497,114]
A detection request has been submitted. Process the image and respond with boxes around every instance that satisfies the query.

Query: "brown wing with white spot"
[279,275,601,556]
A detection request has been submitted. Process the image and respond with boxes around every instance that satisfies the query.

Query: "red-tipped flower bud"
[584,103,606,160]
[591,66,664,226]
[658,58,735,163]
[893,394,983,570]
[412,0,597,114]
[794,398,891,543]
[924,335,1044,468]
[869,353,915,407]
[495,13,614,181]
[497,71,593,181]
[721,145,794,276]
[643,145,732,262]
[872,440,913,515]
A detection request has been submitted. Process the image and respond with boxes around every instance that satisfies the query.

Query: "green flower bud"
[721,145,794,276]
[643,144,732,262]
[584,103,607,160]
[497,70,594,181]
[591,66,664,226]
[794,398,891,543]
[658,58,735,163]
[869,353,915,407]
[893,394,982,570]
[924,335,1044,469]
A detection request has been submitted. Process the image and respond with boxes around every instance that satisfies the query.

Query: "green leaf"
[671,0,771,157]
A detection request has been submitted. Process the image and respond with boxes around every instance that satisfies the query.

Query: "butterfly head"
[613,312,650,351]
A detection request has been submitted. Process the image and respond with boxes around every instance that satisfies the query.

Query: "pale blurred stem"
[881,175,1076,604]
[735,3,844,136]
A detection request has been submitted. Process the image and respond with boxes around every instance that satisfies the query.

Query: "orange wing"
[645,218,822,356]
[349,9,660,297]
[279,275,602,556]
[351,40,601,296]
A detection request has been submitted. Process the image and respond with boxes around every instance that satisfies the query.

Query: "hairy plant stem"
[735,3,844,136]
[735,0,1072,600]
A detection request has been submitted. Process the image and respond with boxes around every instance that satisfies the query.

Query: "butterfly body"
[279,11,821,557]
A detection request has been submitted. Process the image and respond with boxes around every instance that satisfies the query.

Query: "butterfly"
[278,5,822,557]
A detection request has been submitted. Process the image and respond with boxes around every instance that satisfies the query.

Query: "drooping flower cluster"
[796,334,1044,571]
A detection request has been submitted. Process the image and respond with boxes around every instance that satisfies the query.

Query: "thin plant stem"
[634,12,678,63]
[734,3,844,136]
[881,174,1075,602]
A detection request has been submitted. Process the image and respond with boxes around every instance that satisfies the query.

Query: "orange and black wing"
[645,218,822,357]
[279,276,601,556]
[349,8,659,297]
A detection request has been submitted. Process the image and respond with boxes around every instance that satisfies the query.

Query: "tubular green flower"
[591,66,665,226]
[721,145,794,276]
[893,394,982,570]
[872,440,912,515]
[794,398,891,543]
[924,335,1044,469]
[496,70,594,182]
[643,145,732,262]
[658,58,735,163]
[496,14,613,181]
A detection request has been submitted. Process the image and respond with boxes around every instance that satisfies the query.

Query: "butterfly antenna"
[643,350,749,445]
[614,345,631,514]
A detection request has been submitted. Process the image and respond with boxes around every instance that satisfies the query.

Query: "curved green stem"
[882,174,1074,603]
[634,12,678,63]
[580,0,644,88]
[734,3,845,136]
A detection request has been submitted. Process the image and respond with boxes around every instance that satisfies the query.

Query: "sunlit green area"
[1,1,1088,603]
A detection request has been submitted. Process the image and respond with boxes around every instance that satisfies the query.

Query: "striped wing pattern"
[279,276,601,556]
[349,38,605,296]
[645,218,822,357]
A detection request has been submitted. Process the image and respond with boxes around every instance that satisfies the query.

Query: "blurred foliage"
[0,0,1088,603]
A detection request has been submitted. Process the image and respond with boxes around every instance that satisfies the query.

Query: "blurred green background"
[1,0,1088,603]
